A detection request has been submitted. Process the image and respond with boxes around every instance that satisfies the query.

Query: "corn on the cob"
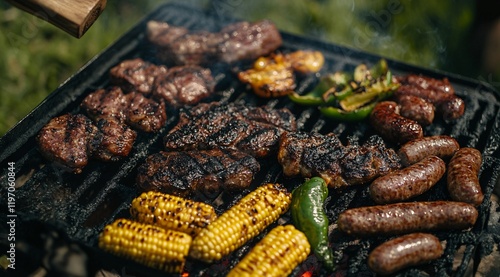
[227,225,311,277]
[130,191,217,237]
[98,218,192,273]
[188,183,292,263]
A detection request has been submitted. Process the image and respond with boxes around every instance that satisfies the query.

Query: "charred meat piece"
[163,102,296,158]
[90,118,137,162]
[152,65,215,107]
[147,21,221,65]
[125,92,167,133]
[278,132,347,187]
[217,20,283,64]
[109,58,168,95]
[37,114,98,173]
[136,148,260,198]
[81,87,130,122]
[278,132,401,188]
[146,21,189,48]
[341,135,402,185]
[165,31,224,65]
[146,20,282,65]
[81,87,167,133]
[395,74,465,120]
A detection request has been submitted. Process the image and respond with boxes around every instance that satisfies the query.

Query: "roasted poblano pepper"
[291,177,335,270]
[289,59,398,122]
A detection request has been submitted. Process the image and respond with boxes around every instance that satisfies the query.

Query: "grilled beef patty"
[163,102,296,158]
[136,148,260,198]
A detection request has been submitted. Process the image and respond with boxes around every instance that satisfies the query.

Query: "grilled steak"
[109,58,168,95]
[81,87,167,132]
[147,20,282,65]
[163,102,296,157]
[136,148,260,198]
[81,87,130,122]
[37,114,98,173]
[278,132,401,188]
[125,92,167,133]
[90,118,137,162]
[152,65,215,107]
[217,20,283,64]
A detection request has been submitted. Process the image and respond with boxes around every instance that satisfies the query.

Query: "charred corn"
[227,225,311,277]
[130,191,217,237]
[98,218,192,273]
[189,183,292,263]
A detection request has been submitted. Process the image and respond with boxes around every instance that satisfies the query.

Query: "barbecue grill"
[1,2,500,276]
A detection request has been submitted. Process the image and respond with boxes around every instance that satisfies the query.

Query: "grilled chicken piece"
[37,114,98,173]
[90,118,137,162]
[81,87,167,132]
[136,148,261,198]
[278,132,401,188]
[109,58,168,95]
[125,92,167,133]
[163,102,296,158]
[152,65,215,107]
[146,20,282,65]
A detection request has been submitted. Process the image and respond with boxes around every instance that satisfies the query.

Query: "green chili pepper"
[319,101,377,122]
[291,177,335,270]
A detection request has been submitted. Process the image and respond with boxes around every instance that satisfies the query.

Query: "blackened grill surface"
[1,2,500,277]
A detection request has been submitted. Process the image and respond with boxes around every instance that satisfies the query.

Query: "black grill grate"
[1,2,500,277]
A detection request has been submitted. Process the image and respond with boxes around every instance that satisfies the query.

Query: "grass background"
[0,0,497,136]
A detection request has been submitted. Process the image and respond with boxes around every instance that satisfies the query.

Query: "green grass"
[0,0,496,136]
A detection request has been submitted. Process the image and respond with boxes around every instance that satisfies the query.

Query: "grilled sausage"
[395,94,435,126]
[437,95,465,121]
[447,147,484,206]
[369,101,423,144]
[398,135,460,166]
[369,156,446,204]
[395,75,465,121]
[337,201,477,237]
[368,233,444,275]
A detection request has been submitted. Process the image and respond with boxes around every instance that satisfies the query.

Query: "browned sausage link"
[369,156,446,204]
[436,94,465,121]
[394,94,435,126]
[337,201,478,237]
[397,135,460,166]
[368,233,444,275]
[369,101,423,144]
[447,147,484,206]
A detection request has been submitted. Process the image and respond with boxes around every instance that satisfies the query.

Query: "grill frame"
[1,2,500,276]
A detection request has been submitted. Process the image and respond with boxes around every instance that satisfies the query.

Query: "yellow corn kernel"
[98,218,192,273]
[189,183,291,263]
[227,225,311,277]
[130,191,217,237]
